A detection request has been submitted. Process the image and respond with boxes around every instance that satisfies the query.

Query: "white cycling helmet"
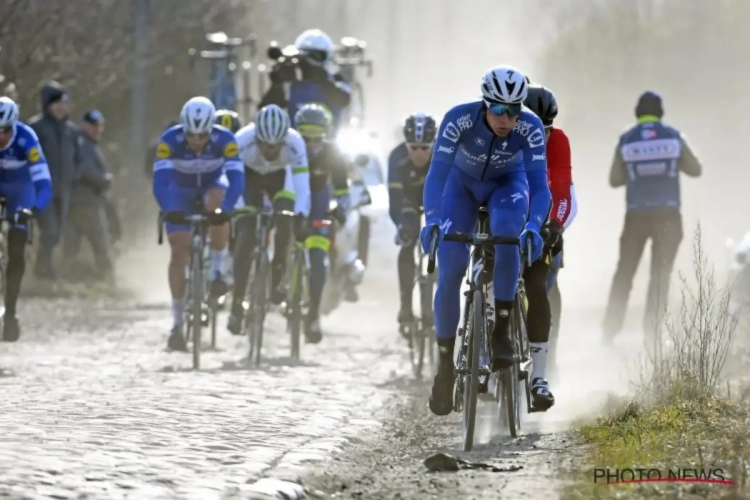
[0,96,19,128]
[180,96,216,135]
[255,104,290,144]
[481,66,529,105]
[294,29,335,66]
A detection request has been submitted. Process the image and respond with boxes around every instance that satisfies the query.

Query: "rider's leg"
[524,258,551,376]
[305,187,331,343]
[397,207,419,324]
[488,172,529,370]
[430,169,479,416]
[548,266,562,381]
[204,186,229,296]
[270,191,295,305]
[2,182,35,341]
[227,182,261,333]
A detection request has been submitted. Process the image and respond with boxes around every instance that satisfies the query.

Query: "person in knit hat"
[603,91,703,343]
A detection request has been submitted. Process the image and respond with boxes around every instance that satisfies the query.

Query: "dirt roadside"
[301,375,587,500]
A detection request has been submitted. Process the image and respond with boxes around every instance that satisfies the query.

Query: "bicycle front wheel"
[248,253,269,366]
[463,289,484,452]
[192,254,203,370]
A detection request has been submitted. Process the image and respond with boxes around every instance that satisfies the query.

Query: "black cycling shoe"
[210,276,229,299]
[429,360,455,416]
[305,313,323,344]
[2,315,20,342]
[167,325,188,352]
[491,332,516,371]
[530,377,555,410]
[226,304,244,335]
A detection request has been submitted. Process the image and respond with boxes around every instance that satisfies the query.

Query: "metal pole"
[130,0,149,157]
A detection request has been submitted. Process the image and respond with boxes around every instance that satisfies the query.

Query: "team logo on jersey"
[223,141,239,158]
[220,114,234,130]
[442,122,460,143]
[527,128,545,148]
[27,147,41,163]
[513,120,533,137]
[457,114,473,131]
[156,142,171,159]
[474,137,485,146]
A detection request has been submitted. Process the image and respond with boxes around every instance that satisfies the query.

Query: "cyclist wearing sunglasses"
[387,113,437,328]
[0,96,52,341]
[228,105,311,335]
[260,29,351,135]
[420,66,552,416]
[152,97,244,351]
[294,103,351,343]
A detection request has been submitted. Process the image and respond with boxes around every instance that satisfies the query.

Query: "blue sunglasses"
[488,102,522,118]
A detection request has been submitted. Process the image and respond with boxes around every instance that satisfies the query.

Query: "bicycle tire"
[249,252,269,366]
[463,289,483,452]
[289,250,304,360]
[210,299,218,348]
[192,252,203,370]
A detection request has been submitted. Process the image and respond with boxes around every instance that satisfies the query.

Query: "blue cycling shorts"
[165,177,227,234]
[0,181,35,228]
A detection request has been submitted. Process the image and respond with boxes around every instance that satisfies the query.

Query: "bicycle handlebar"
[157,209,258,246]
[426,227,520,275]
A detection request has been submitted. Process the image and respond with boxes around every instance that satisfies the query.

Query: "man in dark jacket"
[63,110,119,279]
[27,81,83,280]
[603,91,702,342]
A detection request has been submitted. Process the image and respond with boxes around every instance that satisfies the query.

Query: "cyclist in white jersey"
[227,105,311,334]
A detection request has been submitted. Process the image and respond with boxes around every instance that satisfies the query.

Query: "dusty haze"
[237,0,749,314]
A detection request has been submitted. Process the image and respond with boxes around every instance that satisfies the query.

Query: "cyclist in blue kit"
[420,66,552,416]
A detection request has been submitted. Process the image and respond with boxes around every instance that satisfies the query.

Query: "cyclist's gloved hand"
[396,223,417,247]
[521,224,544,263]
[207,208,231,226]
[544,219,564,255]
[164,210,187,225]
[13,208,34,226]
[419,218,444,254]
[332,204,347,226]
[293,214,309,242]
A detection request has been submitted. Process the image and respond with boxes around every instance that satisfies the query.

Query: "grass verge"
[564,227,750,499]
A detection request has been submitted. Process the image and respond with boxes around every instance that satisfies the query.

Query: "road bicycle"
[427,208,518,452]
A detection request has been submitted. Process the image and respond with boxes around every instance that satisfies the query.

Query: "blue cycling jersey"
[0,122,52,213]
[424,100,551,229]
[152,124,244,213]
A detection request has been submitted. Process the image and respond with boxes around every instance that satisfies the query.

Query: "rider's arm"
[423,107,463,221]
[678,132,702,177]
[258,82,288,109]
[330,148,351,208]
[23,129,52,212]
[547,128,577,229]
[152,137,174,211]
[320,73,352,110]
[289,133,311,217]
[609,142,627,188]
[220,136,245,212]
[387,146,404,226]
[522,119,552,230]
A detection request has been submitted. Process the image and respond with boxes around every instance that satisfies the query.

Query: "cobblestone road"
[0,270,408,499]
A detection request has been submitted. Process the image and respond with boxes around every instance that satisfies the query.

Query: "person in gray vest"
[27,81,83,281]
[603,91,702,342]
[63,109,116,280]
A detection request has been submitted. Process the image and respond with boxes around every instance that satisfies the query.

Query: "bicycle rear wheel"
[288,251,304,360]
[463,289,484,452]
[192,254,203,370]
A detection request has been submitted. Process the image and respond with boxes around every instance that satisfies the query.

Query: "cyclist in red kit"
[523,84,577,398]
